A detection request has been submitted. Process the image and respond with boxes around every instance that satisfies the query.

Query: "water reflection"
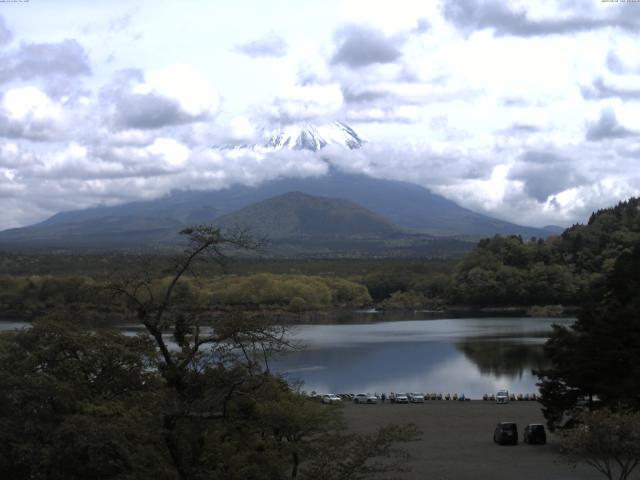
[455,339,548,379]
[271,317,573,397]
[0,316,572,398]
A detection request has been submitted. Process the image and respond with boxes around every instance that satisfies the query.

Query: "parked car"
[354,393,377,404]
[494,422,518,445]
[496,390,509,404]
[321,394,342,404]
[408,392,425,403]
[394,393,409,404]
[523,424,546,444]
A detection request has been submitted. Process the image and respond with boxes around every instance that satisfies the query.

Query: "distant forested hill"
[449,198,640,306]
[214,191,398,239]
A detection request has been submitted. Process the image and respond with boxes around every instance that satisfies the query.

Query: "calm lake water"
[0,315,574,399]
[270,316,575,398]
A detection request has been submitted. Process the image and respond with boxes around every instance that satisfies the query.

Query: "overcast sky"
[0,0,639,230]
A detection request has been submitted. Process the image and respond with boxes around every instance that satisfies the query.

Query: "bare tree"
[108,225,297,478]
[109,225,280,390]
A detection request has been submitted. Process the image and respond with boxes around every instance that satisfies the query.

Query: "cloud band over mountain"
[0,1,639,231]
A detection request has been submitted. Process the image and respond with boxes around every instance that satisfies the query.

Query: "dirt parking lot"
[341,400,601,480]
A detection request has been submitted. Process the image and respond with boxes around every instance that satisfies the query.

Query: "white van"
[496,389,509,404]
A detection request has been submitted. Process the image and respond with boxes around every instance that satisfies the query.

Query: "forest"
[1,198,639,319]
[1,200,640,479]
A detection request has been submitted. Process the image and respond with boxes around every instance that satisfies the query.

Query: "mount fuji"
[220,121,365,152]
[0,122,562,251]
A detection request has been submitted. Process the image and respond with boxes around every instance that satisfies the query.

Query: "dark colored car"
[493,422,518,445]
[523,424,547,444]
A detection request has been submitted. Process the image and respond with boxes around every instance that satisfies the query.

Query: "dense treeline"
[0,254,456,317]
[533,236,640,479]
[0,273,372,317]
[449,198,640,306]
[448,236,591,306]
[206,273,371,310]
[1,198,639,313]
[0,253,450,277]
[537,242,640,430]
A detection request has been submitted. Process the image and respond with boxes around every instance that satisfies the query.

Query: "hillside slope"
[214,191,398,239]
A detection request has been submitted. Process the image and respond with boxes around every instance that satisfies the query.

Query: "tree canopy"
[560,410,640,480]
[450,198,640,307]
[536,242,640,430]
[0,225,420,480]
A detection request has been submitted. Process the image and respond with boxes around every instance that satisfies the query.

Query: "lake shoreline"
[0,303,578,326]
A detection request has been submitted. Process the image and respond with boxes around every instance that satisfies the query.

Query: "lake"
[0,315,573,399]
[270,316,574,398]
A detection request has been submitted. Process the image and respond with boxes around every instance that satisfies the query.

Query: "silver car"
[354,393,377,404]
[394,393,409,404]
[321,394,342,404]
[408,392,425,403]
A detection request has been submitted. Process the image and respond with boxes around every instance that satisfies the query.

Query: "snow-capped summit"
[264,122,365,151]
[218,121,366,152]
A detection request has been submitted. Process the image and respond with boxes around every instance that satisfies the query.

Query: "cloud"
[331,24,403,68]
[234,31,288,58]
[586,107,637,141]
[508,151,587,202]
[19,137,192,182]
[0,139,334,229]
[606,38,640,74]
[0,15,12,47]
[345,105,423,123]
[189,148,329,188]
[262,83,344,124]
[341,86,390,104]
[103,65,219,130]
[108,9,138,33]
[2,4,640,233]
[0,86,66,141]
[581,77,640,101]
[606,51,631,75]
[499,124,543,135]
[285,22,464,125]
[415,18,431,34]
[338,78,475,124]
[321,140,496,187]
[110,92,185,130]
[185,115,259,147]
[340,82,430,123]
[442,0,640,37]
[0,140,35,168]
[0,39,91,84]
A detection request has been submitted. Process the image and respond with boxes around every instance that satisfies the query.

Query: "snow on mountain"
[218,121,366,152]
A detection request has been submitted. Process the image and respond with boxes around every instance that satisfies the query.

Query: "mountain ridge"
[0,120,561,251]
[0,170,559,250]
